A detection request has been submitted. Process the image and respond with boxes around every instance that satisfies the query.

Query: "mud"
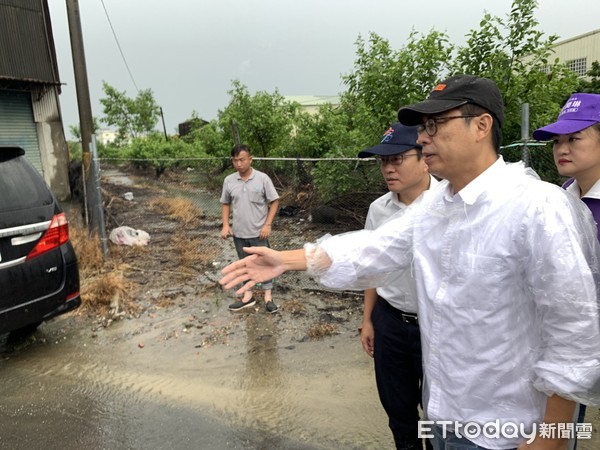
[0,169,393,449]
[0,168,597,449]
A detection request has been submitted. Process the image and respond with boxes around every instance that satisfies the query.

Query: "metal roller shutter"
[0,90,42,174]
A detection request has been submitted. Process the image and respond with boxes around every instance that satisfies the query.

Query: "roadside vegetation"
[69,193,211,320]
[69,218,136,318]
[69,175,365,343]
[66,0,600,330]
[68,0,600,201]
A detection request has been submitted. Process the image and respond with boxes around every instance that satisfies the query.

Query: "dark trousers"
[233,236,273,289]
[372,297,431,450]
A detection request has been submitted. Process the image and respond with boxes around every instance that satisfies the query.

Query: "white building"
[285,95,340,115]
[549,28,600,77]
[96,129,118,146]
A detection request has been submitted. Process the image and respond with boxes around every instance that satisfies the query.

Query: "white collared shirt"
[316,157,600,448]
[364,175,439,313]
[566,177,600,200]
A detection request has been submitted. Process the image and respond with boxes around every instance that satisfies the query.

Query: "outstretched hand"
[220,246,285,294]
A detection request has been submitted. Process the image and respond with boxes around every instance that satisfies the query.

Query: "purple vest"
[563,178,600,241]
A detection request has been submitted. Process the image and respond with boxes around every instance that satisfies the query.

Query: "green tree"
[299,30,453,200]
[287,104,355,159]
[68,116,101,141]
[217,80,300,157]
[128,133,203,178]
[182,119,232,175]
[298,0,582,199]
[451,0,579,144]
[185,119,230,157]
[341,30,454,146]
[99,82,161,143]
[67,117,103,161]
[577,61,600,93]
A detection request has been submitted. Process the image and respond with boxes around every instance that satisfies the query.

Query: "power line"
[100,0,139,92]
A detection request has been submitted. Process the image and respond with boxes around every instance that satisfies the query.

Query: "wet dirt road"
[0,290,393,450]
[5,167,599,449]
[2,290,600,450]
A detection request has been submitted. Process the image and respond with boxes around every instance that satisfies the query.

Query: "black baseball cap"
[357,123,421,158]
[397,75,504,128]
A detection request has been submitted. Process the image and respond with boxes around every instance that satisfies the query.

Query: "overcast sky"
[47,0,600,137]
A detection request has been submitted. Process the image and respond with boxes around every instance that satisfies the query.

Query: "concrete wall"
[32,85,71,200]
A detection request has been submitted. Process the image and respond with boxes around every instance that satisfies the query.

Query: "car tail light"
[26,213,70,260]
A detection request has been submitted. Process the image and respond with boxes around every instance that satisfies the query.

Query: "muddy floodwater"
[0,290,394,450]
[0,167,391,449]
[4,168,597,450]
[2,293,599,450]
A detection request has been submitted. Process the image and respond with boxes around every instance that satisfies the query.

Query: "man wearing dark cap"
[220,75,600,450]
[358,123,437,450]
[396,75,504,190]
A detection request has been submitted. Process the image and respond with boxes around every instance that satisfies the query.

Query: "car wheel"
[7,321,42,342]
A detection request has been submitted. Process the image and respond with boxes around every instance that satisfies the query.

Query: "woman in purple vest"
[534,93,600,238]
[533,92,600,450]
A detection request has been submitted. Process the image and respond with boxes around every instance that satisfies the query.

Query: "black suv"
[0,145,80,335]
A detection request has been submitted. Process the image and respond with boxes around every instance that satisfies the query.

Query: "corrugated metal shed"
[284,95,341,107]
[0,0,60,85]
[0,90,42,173]
[551,28,600,78]
[284,95,341,116]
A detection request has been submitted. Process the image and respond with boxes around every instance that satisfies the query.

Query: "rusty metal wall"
[0,0,58,84]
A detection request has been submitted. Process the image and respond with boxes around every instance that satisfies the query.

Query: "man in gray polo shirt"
[220,144,280,313]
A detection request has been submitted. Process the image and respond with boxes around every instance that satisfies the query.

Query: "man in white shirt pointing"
[220,75,600,450]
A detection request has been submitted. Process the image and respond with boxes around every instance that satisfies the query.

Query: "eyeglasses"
[417,115,479,137]
[379,153,420,167]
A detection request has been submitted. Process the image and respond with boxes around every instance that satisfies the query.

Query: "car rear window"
[0,157,53,212]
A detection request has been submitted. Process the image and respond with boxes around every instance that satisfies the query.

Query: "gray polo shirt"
[220,168,279,238]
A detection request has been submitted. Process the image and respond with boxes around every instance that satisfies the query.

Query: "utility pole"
[160,106,169,141]
[521,103,531,167]
[65,0,107,257]
[66,0,94,176]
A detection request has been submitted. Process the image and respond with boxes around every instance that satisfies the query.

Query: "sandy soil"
[45,167,598,450]
[91,169,367,345]
[0,169,394,449]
